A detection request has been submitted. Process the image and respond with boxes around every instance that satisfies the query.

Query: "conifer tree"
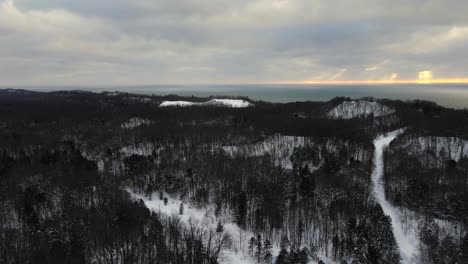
[179,203,184,215]
[264,239,273,264]
[248,237,256,257]
[256,234,263,262]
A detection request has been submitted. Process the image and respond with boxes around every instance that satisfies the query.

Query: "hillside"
[0,89,467,264]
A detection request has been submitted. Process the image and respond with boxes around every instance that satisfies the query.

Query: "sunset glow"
[274,78,468,85]
[274,70,468,85]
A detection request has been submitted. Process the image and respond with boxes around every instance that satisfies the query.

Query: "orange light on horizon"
[272,78,468,85]
[272,70,468,85]
[418,71,433,84]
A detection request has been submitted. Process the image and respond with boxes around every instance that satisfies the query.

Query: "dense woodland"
[0,89,467,264]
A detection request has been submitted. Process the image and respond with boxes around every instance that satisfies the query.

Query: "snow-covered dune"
[204,99,252,108]
[328,100,394,119]
[159,101,197,107]
[159,99,252,108]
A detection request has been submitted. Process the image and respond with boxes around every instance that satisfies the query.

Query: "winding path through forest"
[371,129,419,263]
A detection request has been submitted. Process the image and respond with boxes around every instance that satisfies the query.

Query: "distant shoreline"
[1,85,467,109]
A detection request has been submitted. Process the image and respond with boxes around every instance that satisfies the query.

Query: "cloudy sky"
[1,0,468,85]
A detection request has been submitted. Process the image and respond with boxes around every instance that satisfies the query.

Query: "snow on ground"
[222,135,370,170]
[80,150,105,173]
[398,136,468,162]
[328,100,394,119]
[159,99,252,108]
[204,99,252,108]
[121,117,152,129]
[433,218,466,240]
[222,135,307,169]
[105,92,120,96]
[397,207,465,245]
[119,142,162,157]
[371,129,420,263]
[127,190,259,264]
[160,101,197,107]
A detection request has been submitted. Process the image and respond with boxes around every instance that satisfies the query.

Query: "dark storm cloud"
[1,0,468,85]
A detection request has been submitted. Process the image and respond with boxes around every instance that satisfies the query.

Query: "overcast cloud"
[1,0,468,85]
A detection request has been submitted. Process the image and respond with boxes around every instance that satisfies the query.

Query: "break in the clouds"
[1,0,468,85]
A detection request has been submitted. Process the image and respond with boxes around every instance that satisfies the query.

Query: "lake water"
[12,84,468,109]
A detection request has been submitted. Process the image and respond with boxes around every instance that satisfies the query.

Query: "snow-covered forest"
[0,90,467,264]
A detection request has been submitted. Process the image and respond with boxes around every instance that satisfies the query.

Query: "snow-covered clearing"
[127,190,260,264]
[128,189,348,264]
[371,129,420,263]
[160,99,252,108]
[328,100,394,119]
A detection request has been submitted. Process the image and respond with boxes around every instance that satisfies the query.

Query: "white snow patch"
[120,142,161,157]
[160,101,197,107]
[80,150,106,173]
[127,190,260,264]
[96,160,105,173]
[398,136,468,162]
[121,117,152,129]
[222,135,307,169]
[371,129,420,263]
[205,99,252,108]
[433,218,465,240]
[328,100,394,119]
[222,135,370,170]
[160,99,252,108]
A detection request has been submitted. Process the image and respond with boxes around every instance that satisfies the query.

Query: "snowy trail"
[371,129,419,263]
